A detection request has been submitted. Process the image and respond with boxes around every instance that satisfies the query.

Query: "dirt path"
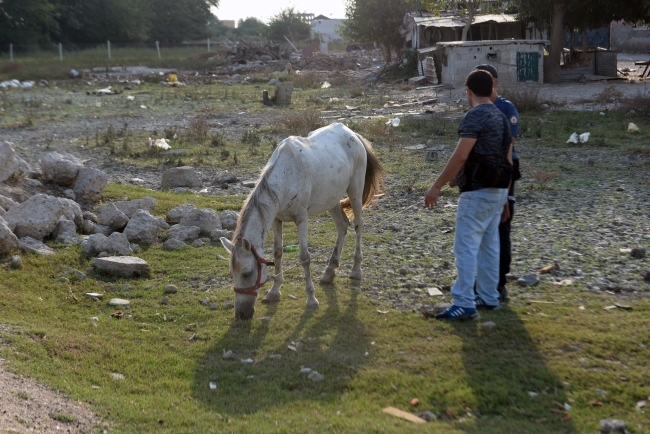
[0,327,102,433]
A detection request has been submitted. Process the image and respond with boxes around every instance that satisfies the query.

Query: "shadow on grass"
[448,306,578,433]
[193,282,370,415]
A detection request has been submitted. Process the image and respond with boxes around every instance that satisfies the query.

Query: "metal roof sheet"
[413,14,519,28]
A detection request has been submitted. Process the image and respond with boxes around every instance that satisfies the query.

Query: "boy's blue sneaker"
[434,305,479,321]
[474,296,500,310]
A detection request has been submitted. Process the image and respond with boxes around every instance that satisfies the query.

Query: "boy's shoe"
[434,305,479,321]
[474,296,501,310]
[497,285,509,302]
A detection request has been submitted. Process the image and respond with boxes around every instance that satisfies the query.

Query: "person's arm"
[501,139,514,222]
[425,137,476,208]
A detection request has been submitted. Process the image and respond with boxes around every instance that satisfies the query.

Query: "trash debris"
[377,309,389,314]
[587,400,604,407]
[321,81,331,89]
[110,372,125,380]
[70,69,80,78]
[410,398,420,406]
[566,132,590,144]
[240,358,254,364]
[126,95,135,101]
[539,264,556,274]
[528,391,539,398]
[627,123,639,133]
[110,310,123,318]
[426,287,443,296]
[308,371,324,382]
[222,349,233,359]
[614,302,632,310]
[209,382,217,390]
[386,118,401,127]
[148,138,171,150]
[382,407,426,424]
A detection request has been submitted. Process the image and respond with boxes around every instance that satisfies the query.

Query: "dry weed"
[527,165,557,189]
[281,109,325,136]
[186,116,209,141]
[290,71,322,89]
[619,90,650,114]
[361,119,393,143]
[595,85,624,104]
[499,86,542,113]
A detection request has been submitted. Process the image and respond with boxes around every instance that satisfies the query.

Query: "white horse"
[220,123,385,319]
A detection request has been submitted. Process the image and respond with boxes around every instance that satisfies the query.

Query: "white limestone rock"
[161,166,202,190]
[166,203,197,224]
[82,219,112,236]
[113,196,156,218]
[96,203,129,231]
[167,224,200,242]
[0,217,19,255]
[18,236,55,256]
[220,210,239,230]
[163,238,186,251]
[73,167,108,203]
[180,208,221,235]
[4,194,73,240]
[122,210,160,246]
[0,194,19,211]
[0,141,22,182]
[81,233,107,257]
[40,152,83,185]
[210,229,234,241]
[58,198,83,226]
[92,256,151,277]
[52,218,78,244]
[97,232,133,256]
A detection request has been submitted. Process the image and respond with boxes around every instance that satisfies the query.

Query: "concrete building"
[311,15,346,41]
[431,40,547,86]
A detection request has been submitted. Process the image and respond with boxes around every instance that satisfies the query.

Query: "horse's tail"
[341,134,386,216]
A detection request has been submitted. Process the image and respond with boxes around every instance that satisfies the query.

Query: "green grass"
[0,46,225,81]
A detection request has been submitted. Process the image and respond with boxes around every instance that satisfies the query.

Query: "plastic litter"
[386,118,401,127]
[628,122,640,133]
[566,133,579,144]
[579,132,590,143]
[567,132,590,144]
[321,81,331,89]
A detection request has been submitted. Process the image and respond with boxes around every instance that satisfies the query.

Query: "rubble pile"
[225,39,293,63]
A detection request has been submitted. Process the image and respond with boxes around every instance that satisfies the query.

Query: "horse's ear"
[242,238,251,252]
[220,238,234,254]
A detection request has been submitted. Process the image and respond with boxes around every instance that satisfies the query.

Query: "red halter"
[232,240,274,297]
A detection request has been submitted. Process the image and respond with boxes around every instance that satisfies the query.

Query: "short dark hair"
[474,64,498,78]
[465,70,493,97]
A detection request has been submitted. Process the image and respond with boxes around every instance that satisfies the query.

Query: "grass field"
[1,78,650,432]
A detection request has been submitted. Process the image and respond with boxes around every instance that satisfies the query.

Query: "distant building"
[221,20,235,29]
[311,15,346,41]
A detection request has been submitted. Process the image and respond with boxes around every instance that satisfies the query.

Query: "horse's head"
[220,237,270,320]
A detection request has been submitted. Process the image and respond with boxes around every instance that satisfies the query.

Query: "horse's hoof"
[349,270,363,281]
[306,300,320,311]
[319,271,335,284]
[262,292,281,303]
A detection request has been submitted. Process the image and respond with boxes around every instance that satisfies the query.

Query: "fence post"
[107,40,111,60]
[9,44,13,62]
[59,43,63,61]
[207,38,211,52]
[156,41,161,60]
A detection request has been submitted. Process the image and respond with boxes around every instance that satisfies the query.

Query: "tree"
[56,0,151,44]
[342,0,422,63]
[516,0,650,66]
[416,0,498,42]
[148,0,219,43]
[235,17,267,37]
[0,0,60,46]
[266,7,311,43]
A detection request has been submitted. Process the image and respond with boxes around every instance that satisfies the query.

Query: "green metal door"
[516,52,539,82]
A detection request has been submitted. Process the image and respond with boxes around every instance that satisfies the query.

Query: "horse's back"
[270,123,367,217]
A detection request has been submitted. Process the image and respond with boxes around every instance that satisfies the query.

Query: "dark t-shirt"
[456,103,511,192]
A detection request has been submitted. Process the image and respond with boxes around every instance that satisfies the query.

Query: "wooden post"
[262,90,272,105]
[107,40,111,60]
[207,38,211,52]
[9,44,13,62]
[156,41,161,60]
[59,43,63,61]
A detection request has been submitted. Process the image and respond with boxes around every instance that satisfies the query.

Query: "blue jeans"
[451,188,508,309]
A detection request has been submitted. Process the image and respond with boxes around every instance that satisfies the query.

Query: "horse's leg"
[320,204,349,284]
[296,213,319,310]
[349,197,364,281]
[262,218,283,303]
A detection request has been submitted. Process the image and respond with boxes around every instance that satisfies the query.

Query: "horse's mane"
[233,163,278,241]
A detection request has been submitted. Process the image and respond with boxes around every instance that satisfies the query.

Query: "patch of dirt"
[0,327,102,433]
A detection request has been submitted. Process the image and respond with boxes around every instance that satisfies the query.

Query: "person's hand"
[425,185,441,209]
[501,202,510,223]
[449,177,458,188]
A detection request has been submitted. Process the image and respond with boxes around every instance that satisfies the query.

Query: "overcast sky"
[212,0,347,25]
